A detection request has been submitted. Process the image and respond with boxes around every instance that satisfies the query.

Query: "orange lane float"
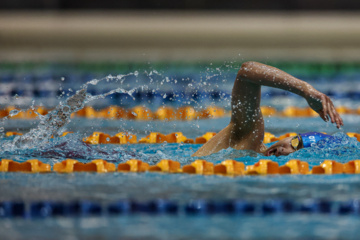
[246,160,279,175]
[75,106,98,118]
[114,132,137,144]
[117,159,150,172]
[347,132,360,142]
[0,159,51,173]
[83,132,113,144]
[23,108,40,119]
[182,160,214,175]
[279,160,309,174]
[214,160,245,176]
[83,132,137,144]
[5,131,360,145]
[343,160,360,174]
[155,106,176,121]
[277,132,298,141]
[53,159,115,173]
[2,158,360,175]
[59,131,73,137]
[139,132,193,144]
[175,106,197,120]
[98,106,127,119]
[260,106,277,117]
[311,160,344,174]
[281,106,318,117]
[3,105,360,121]
[263,132,278,144]
[149,159,181,173]
[198,106,225,119]
[195,132,216,144]
[5,132,23,137]
[127,106,154,120]
[0,109,9,118]
[6,106,25,119]
[336,106,353,115]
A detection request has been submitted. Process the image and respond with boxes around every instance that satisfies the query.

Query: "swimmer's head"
[264,136,301,157]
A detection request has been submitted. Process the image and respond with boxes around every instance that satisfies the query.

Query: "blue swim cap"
[299,132,331,148]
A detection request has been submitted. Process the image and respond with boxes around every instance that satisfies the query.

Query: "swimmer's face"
[264,137,296,157]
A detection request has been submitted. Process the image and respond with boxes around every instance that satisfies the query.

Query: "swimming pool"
[1,61,360,239]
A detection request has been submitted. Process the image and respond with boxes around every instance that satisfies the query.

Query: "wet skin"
[264,137,297,157]
[192,61,343,157]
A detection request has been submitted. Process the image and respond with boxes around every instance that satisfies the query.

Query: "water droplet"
[9,110,20,117]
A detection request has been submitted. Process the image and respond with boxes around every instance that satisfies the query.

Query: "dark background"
[1,0,360,10]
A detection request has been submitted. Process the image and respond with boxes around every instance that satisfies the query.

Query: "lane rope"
[1,158,360,175]
[0,198,358,218]
[2,105,360,120]
[5,131,360,145]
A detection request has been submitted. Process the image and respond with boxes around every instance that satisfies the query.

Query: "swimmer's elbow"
[238,61,257,79]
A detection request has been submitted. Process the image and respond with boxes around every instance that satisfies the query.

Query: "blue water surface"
[1,116,360,239]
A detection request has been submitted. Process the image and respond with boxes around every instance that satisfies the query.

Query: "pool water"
[1,61,360,239]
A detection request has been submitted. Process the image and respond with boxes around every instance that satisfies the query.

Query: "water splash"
[18,133,147,162]
[9,109,21,117]
[2,74,138,152]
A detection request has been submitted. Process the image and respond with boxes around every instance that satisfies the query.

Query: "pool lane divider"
[5,131,360,144]
[1,158,360,175]
[2,105,360,121]
[1,198,360,218]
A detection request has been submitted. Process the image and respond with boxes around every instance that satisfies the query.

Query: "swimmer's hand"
[305,87,343,128]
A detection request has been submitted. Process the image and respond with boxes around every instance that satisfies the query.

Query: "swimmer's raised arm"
[238,61,343,128]
[192,61,343,157]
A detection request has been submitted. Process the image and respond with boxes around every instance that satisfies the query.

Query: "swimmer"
[192,61,343,157]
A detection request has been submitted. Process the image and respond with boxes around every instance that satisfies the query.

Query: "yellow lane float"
[83,132,137,144]
[155,106,176,121]
[117,159,150,172]
[343,160,360,174]
[214,160,245,176]
[279,160,309,174]
[195,132,216,144]
[139,132,193,144]
[149,159,181,173]
[311,160,344,174]
[246,160,279,175]
[182,160,214,175]
[127,106,154,120]
[0,159,50,173]
[53,159,115,173]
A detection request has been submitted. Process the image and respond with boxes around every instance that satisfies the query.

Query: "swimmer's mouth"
[264,148,277,157]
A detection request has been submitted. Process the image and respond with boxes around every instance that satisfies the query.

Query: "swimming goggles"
[290,135,301,151]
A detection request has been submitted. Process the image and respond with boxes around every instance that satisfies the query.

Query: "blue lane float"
[0,202,25,218]
[107,200,132,215]
[132,199,178,214]
[261,199,295,214]
[3,199,360,219]
[30,202,67,218]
